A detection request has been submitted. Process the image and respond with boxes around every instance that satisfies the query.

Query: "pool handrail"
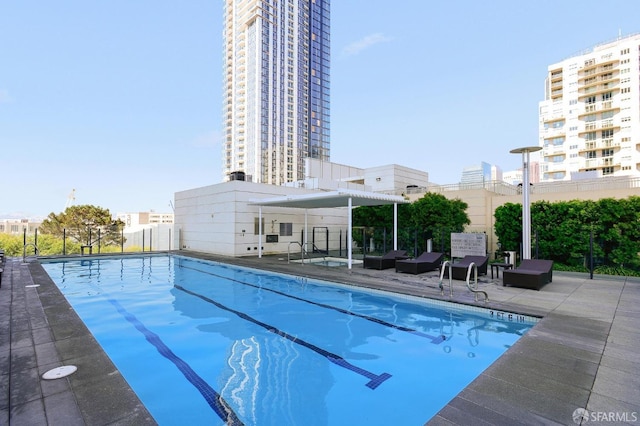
[287,241,327,264]
[23,243,39,264]
[288,241,304,264]
[439,260,453,297]
[465,262,489,302]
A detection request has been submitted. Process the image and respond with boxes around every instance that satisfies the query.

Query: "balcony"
[580,157,619,170]
[578,122,619,136]
[578,83,618,98]
[579,59,618,75]
[543,161,567,173]
[550,70,563,82]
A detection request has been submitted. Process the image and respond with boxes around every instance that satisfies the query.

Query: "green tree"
[352,193,470,255]
[411,193,470,234]
[39,205,125,247]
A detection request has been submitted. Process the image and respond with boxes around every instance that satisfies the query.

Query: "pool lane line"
[178,264,446,344]
[106,298,245,426]
[174,284,392,390]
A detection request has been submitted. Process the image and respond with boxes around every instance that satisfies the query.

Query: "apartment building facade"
[539,33,640,182]
[222,0,330,185]
[0,218,41,235]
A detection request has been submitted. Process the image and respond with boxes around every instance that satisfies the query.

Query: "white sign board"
[450,233,486,258]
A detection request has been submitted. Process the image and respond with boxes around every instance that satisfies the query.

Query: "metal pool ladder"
[465,262,489,303]
[287,241,327,264]
[438,260,453,297]
[23,243,39,264]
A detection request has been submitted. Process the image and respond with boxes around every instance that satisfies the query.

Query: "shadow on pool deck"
[1,251,639,425]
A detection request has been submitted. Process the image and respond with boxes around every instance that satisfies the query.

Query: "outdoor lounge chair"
[503,259,554,290]
[395,251,444,275]
[363,250,407,270]
[444,255,489,280]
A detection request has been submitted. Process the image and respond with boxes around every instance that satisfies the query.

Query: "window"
[279,222,293,236]
[602,149,614,157]
[587,151,597,159]
[601,110,614,119]
[254,217,265,235]
[601,129,614,138]
[602,167,614,175]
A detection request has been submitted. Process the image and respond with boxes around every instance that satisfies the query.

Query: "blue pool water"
[42,255,538,426]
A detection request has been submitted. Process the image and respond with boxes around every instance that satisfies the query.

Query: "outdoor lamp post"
[510,146,542,260]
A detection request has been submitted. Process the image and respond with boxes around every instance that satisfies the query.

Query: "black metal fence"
[530,227,640,276]
[355,226,640,277]
[9,227,172,258]
[5,224,638,277]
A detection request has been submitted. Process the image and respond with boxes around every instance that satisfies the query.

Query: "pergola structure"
[249,189,409,269]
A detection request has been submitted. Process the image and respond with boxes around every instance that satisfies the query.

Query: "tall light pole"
[510,146,542,260]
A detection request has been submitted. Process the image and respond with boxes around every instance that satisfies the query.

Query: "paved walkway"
[1,252,639,425]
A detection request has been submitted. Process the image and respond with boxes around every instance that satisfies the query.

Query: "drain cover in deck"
[42,365,77,380]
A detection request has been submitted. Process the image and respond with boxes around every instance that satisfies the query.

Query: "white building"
[0,218,40,235]
[222,0,330,185]
[539,33,640,182]
[287,158,429,194]
[174,160,421,257]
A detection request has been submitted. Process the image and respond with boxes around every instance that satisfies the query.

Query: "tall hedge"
[494,196,640,269]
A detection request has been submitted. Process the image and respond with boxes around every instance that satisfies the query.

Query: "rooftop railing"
[388,176,640,198]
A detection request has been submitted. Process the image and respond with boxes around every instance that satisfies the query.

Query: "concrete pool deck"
[1,251,639,425]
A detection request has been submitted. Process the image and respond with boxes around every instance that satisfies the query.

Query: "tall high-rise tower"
[223,0,330,185]
[539,33,640,182]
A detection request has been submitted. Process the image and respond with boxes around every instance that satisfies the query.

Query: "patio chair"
[363,250,407,270]
[503,259,554,290]
[395,252,444,275]
[444,255,489,280]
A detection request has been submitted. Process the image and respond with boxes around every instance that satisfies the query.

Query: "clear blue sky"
[2,1,639,219]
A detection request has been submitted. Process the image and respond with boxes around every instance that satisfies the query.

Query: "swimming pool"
[42,255,537,425]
